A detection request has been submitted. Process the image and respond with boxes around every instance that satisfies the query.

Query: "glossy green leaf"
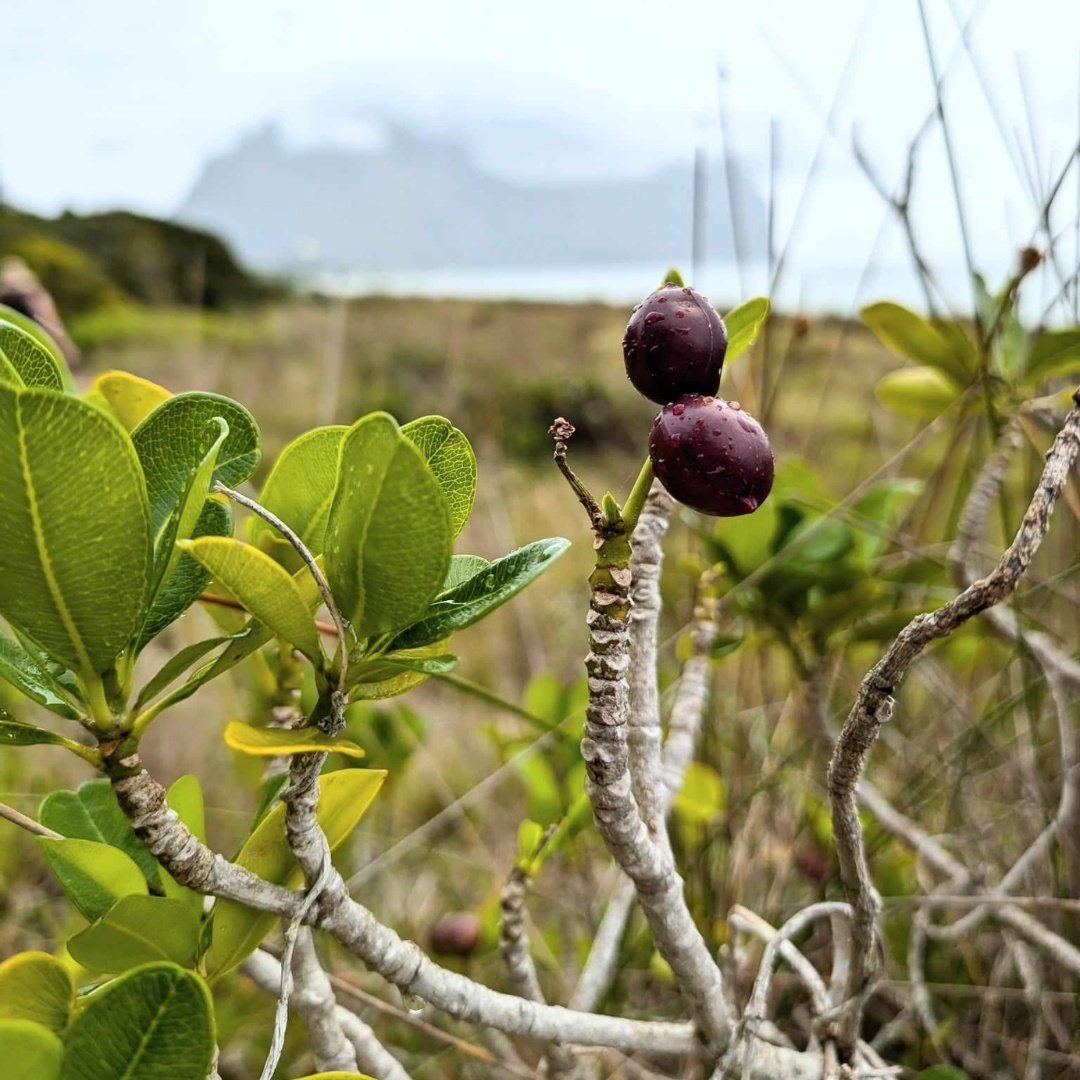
[402,416,477,536]
[67,896,200,973]
[223,720,366,759]
[178,537,322,661]
[0,714,70,749]
[131,391,259,541]
[724,296,770,363]
[1025,328,1080,384]
[137,497,233,648]
[0,952,73,1034]
[390,538,570,649]
[324,412,452,636]
[0,634,81,718]
[37,838,148,922]
[862,301,976,381]
[0,1019,62,1080]
[250,425,348,570]
[60,962,214,1080]
[345,641,453,701]
[40,779,161,889]
[207,768,386,978]
[875,366,962,420]
[0,385,151,675]
[0,319,67,391]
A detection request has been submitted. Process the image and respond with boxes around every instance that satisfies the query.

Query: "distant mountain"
[177,123,767,273]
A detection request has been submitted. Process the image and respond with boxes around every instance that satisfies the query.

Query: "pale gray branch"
[828,391,1080,1059]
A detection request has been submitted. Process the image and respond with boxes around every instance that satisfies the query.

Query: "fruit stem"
[620,458,655,535]
[548,416,610,534]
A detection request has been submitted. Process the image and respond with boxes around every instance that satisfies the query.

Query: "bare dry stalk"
[828,391,1080,1059]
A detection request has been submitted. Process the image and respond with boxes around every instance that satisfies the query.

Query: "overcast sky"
[3,0,1079,296]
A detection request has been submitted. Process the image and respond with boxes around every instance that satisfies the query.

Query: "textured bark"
[581,529,731,1055]
[828,392,1080,1059]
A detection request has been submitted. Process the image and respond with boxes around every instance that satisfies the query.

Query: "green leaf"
[222,720,366,759]
[178,537,322,661]
[89,371,171,431]
[37,837,148,921]
[862,301,976,381]
[875,366,962,420]
[250,425,348,570]
[724,297,770,363]
[0,952,74,1034]
[133,635,232,713]
[402,416,477,537]
[390,538,570,649]
[345,642,454,701]
[131,390,259,542]
[40,779,162,889]
[0,319,67,391]
[1025,328,1080,384]
[915,1069,970,1080]
[207,768,386,978]
[662,267,685,287]
[444,554,490,590]
[849,479,920,561]
[0,1019,62,1080]
[517,820,545,863]
[67,896,200,973]
[325,412,452,636]
[137,497,233,648]
[0,385,152,675]
[0,714,71,749]
[0,305,70,385]
[0,634,81,718]
[60,962,214,1080]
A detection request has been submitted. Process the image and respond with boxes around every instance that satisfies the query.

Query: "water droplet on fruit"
[672,403,685,416]
[644,313,665,326]
[737,416,757,433]
[656,295,667,303]
[729,400,741,410]
[740,496,760,512]
[676,310,686,318]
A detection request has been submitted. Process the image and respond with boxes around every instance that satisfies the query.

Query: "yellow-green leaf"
[178,537,322,661]
[1025,329,1080,384]
[37,837,148,921]
[0,1019,62,1080]
[324,412,452,636]
[89,371,171,431]
[862,301,976,381]
[402,416,477,537]
[207,768,386,978]
[724,297,770,364]
[0,319,68,391]
[250,426,348,571]
[875,366,961,420]
[0,952,74,1035]
[0,385,151,675]
[67,896,200,973]
[223,720,366,759]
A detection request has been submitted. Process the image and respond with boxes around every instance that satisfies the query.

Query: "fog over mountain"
[177,123,767,273]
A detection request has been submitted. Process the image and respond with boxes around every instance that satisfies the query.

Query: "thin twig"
[828,391,1080,1059]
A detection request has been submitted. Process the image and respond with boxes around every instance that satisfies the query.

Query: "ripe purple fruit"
[623,284,727,404]
[428,912,481,956]
[649,395,774,516]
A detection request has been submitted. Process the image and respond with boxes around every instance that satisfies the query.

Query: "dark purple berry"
[648,395,774,517]
[623,284,727,404]
[428,912,481,956]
